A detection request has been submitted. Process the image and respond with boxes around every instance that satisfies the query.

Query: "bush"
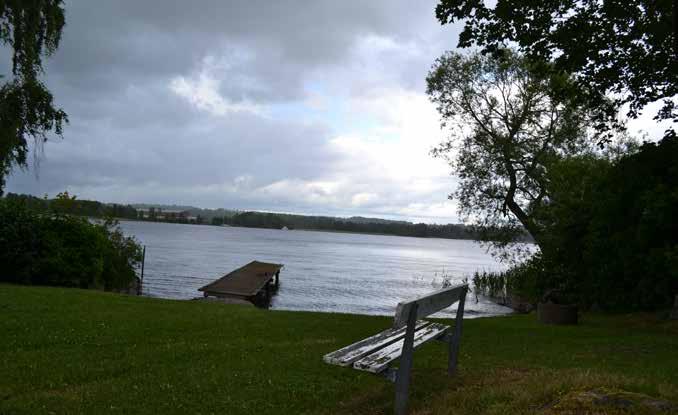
[579,136,678,310]
[530,136,678,310]
[0,198,142,290]
[475,137,677,312]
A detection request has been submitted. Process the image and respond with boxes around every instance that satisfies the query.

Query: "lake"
[119,221,513,318]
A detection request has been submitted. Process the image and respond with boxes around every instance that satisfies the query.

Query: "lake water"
[119,221,513,318]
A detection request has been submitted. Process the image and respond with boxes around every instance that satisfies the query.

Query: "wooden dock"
[198,261,283,307]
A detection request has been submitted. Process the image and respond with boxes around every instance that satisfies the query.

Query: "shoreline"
[141,289,514,319]
[116,217,501,243]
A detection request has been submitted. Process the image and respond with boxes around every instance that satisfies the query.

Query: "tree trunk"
[504,159,543,247]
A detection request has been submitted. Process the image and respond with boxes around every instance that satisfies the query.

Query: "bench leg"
[394,303,418,415]
[448,287,467,376]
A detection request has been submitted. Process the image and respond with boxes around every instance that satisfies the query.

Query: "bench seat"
[324,321,449,373]
[323,320,429,367]
[353,322,449,373]
[322,284,468,415]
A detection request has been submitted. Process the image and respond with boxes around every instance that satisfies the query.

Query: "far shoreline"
[115,217,532,244]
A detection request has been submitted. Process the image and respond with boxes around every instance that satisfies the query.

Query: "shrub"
[579,136,678,310]
[0,198,142,290]
[536,136,678,310]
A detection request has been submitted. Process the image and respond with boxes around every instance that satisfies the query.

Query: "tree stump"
[670,295,678,320]
[538,302,578,325]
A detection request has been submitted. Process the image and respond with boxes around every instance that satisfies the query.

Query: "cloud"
[169,59,263,116]
[5,0,470,223]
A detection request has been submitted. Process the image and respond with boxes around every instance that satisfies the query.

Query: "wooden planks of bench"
[354,322,448,373]
[323,321,449,373]
[323,285,468,415]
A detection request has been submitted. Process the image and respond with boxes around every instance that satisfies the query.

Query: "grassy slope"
[1,284,677,415]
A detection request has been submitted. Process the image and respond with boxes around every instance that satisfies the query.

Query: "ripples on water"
[119,221,513,318]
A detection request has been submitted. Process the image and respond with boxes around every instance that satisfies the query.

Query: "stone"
[544,388,675,414]
[509,294,534,313]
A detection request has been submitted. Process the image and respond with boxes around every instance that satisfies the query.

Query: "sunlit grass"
[1,284,676,414]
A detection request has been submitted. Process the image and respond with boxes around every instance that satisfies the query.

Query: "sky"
[3,1,667,224]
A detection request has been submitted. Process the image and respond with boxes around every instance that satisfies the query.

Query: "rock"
[509,294,534,313]
[544,388,675,414]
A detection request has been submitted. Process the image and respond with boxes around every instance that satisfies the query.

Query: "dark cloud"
[48,0,460,101]
[5,0,464,222]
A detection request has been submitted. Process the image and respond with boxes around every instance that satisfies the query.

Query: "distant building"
[137,208,195,222]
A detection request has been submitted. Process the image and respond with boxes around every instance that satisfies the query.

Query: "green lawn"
[1,284,677,414]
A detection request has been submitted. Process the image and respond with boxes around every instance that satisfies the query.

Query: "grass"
[1,284,677,414]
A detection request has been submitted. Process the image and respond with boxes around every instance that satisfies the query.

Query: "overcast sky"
[3,1,665,224]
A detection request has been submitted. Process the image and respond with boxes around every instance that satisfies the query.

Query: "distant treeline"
[219,211,492,241]
[3,192,530,242]
[3,192,138,219]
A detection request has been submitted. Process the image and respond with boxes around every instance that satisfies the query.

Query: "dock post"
[137,245,146,296]
[140,245,146,282]
[275,271,280,287]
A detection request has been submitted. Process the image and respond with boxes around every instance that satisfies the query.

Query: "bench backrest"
[392,284,468,329]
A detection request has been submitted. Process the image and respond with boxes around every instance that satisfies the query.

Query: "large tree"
[0,0,67,195]
[426,51,593,255]
[435,0,677,141]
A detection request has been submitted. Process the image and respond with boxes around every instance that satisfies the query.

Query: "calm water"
[119,221,513,318]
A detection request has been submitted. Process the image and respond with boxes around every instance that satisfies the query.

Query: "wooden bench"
[323,284,469,415]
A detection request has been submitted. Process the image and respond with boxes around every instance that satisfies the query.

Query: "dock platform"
[198,261,283,306]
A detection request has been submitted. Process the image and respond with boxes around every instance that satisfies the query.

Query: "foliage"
[2,284,678,414]
[428,5,677,308]
[4,191,138,219]
[426,50,592,257]
[533,155,614,304]
[435,0,677,142]
[0,197,142,290]
[0,0,68,194]
[479,135,677,310]
[543,136,678,310]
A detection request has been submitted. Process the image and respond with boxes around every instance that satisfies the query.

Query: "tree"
[0,1,68,195]
[534,154,613,304]
[426,51,592,255]
[0,196,142,290]
[435,0,677,141]
[582,136,678,309]
[51,189,76,214]
[535,136,678,310]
